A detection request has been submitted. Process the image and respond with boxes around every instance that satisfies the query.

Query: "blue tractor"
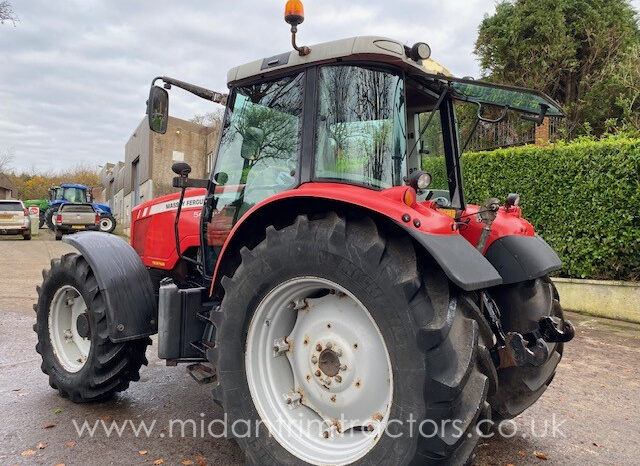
[44,184,116,233]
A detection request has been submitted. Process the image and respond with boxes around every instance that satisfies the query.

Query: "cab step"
[187,362,217,384]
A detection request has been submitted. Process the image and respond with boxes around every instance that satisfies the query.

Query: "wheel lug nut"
[335,375,342,383]
[316,343,322,351]
[340,364,347,371]
[335,348,342,357]
[315,370,321,377]
[311,356,318,364]
[325,378,332,385]
[326,342,333,349]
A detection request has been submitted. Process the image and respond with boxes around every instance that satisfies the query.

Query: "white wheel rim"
[48,285,91,373]
[99,217,112,232]
[245,277,393,465]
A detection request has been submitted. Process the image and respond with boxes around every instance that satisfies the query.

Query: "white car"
[0,199,32,240]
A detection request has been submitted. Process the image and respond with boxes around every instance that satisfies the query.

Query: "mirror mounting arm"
[152,76,227,105]
[521,103,549,126]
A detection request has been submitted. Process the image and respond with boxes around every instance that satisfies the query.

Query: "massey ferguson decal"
[147,195,205,216]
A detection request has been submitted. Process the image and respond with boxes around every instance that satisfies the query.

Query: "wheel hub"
[48,285,92,373]
[245,277,393,465]
[76,312,91,339]
[318,348,340,377]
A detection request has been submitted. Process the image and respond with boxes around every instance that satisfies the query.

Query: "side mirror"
[505,193,520,212]
[172,162,192,177]
[147,85,169,134]
[240,127,265,160]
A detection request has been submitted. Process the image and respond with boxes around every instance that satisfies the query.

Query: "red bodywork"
[131,183,535,282]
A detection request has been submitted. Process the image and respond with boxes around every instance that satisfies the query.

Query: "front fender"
[484,235,562,285]
[63,232,157,342]
[210,183,503,293]
[92,203,112,215]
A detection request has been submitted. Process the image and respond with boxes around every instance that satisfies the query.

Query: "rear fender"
[63,231,158,342]
[210,184,503,294]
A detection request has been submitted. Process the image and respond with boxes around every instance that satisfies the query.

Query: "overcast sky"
[2,0,639,172]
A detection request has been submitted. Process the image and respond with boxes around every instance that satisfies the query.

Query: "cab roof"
[226,35,564,117]
[227,36,451,85]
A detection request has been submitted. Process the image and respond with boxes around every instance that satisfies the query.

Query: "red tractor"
[34,3,574,464]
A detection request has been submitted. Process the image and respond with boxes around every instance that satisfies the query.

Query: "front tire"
[488,277,564,420]
[211,213,491,465]
[34,253,150,402]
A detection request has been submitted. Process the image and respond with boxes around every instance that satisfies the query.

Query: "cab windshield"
[314,66,406,189]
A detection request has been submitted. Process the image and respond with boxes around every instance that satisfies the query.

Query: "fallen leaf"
[506,463,515,466]
[18,393,28,397]
[54,408,62,414]
[181,460,194,465]
[21,450,36,456]
[593,442,601,447]
[102,415,111,422]
[11,388,20,391]
[195,454,206,466]
[153,460,165,465]
[138,450,148,455]
[37,442,47,449]
[43,424,56,429]
[534,451,548,460]
[65,442,75,447]
[518,450,526,456]
[54,463,65,466]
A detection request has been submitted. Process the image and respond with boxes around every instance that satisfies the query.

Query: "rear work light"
[55,214,62,224]
[95,214,101,224]
[23,208,28,216]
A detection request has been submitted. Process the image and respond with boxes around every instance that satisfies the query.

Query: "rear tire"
[44,207,56,231]
[488,277,564,420]
[211,213,491,465]
[34,253,150,402]
[23,231,32,240]
[99,214,116,234]
[55,230,63,241]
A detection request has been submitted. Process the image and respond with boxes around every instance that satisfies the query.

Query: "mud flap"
[398,225,503,291]
[63,231,158,342]
[485,235,562,285]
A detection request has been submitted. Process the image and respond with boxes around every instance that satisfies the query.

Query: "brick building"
[100,116,220,234]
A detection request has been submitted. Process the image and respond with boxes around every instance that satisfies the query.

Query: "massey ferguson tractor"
[34,2,574,464]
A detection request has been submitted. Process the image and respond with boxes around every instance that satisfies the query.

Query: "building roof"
[227,35,451,85]
[0,173,15,191]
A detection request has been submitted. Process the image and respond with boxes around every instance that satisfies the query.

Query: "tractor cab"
[146,26,563,280]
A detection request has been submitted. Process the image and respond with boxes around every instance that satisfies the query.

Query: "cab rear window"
[0,202,23,211]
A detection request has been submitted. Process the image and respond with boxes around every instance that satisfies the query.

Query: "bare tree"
[0,1,19,26]
[0,148,14,173]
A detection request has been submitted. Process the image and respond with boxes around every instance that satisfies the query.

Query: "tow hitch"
[482,292,575,370]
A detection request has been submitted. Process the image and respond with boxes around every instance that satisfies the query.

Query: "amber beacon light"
[284,0,311,56]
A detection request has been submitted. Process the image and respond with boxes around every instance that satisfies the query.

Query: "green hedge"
[423,136,640,281]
